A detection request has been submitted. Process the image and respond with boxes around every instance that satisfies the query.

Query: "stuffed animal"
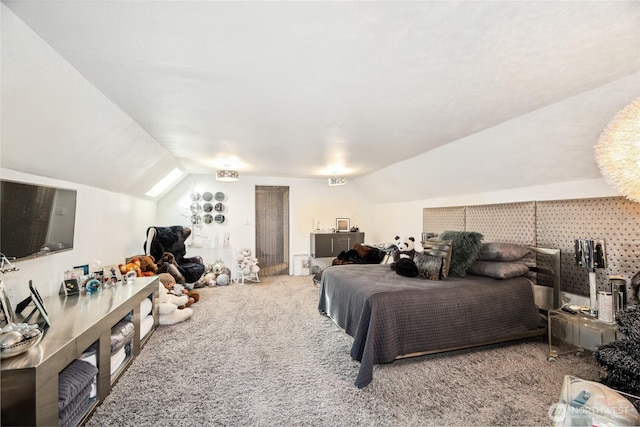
[195,271,216,288]
[158,272,199,308]
[156,252,186,284]
[216,273,230,286]
[123,255,158,277]
[211,261,230,277]
[119,260,142,277]
[157,282,193,325]
[194,263,213,288]
[235,248,260,283]
[390,236,419,277]
[136,255,157,276]
[144,226,205,283]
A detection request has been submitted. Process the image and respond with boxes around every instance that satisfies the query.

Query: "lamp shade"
[216,170,239,182]
[595,97,640,202]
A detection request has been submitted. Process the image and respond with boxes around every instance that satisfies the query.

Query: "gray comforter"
[318,264,541,388]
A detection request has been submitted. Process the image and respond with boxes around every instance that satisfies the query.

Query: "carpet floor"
[86,274,600,426]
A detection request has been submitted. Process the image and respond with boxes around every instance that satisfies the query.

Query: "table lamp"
[575,239,607,316]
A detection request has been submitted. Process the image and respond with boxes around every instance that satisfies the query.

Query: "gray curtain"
[255,186,289,276]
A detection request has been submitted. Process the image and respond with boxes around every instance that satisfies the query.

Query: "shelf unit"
[310,232,364,258]
[1,276,159,426]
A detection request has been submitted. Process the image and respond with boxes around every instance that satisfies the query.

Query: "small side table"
[547,308,620,362]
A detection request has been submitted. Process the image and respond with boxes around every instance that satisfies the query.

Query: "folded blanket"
[59,383,91,427]
[58,359,98,412]
[78,350,98,398]
[140,297,153,318]
[110,346,127,376]
[140,314,154,340]
[111,320,134,354]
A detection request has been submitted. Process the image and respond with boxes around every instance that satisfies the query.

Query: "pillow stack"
[467,242,531,279]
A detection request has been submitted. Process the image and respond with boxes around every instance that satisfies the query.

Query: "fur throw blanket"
[332,243,385,266]
[594,306,640,395]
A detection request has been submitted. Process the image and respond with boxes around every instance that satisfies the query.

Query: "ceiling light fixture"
[595,97,640,202]
[327,176,347,187]
[216,169,239,182]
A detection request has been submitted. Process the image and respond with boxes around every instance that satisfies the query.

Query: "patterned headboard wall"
[421,206,465,234]
[423,196,640,298]
[465,202,536,246]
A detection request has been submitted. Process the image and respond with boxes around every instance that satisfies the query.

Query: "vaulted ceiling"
[1,1,639,200]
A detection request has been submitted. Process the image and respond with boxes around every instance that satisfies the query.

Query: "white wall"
[0,168,156,305]
[155,174,373,275]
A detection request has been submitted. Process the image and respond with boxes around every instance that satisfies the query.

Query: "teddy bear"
[390,236,419,277]
[122,255,157,277]
[156,252,186,284]
[158,272,199,308]
[195,264,217,288]
[135,255,157,276]
[119,260,142,277]
[234,248,260,283]
[157,282,193,325]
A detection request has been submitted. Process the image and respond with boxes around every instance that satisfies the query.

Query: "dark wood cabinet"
[310,232,364,258]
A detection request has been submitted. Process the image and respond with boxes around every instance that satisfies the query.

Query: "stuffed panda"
[390,236,419,277]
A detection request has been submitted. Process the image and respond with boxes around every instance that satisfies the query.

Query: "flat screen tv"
[0,180,77,262]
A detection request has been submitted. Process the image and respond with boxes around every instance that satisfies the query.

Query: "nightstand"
[547,308,620,362]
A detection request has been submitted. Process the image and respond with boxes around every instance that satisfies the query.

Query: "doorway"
[255,186,289,276]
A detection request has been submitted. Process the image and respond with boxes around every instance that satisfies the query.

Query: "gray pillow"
[422,239,453,279]
[413,252,443,281]
[477,242,531,262]
[438,231,484,277]
[467,260,529,279]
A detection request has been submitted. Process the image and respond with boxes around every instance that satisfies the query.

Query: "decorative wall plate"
[214,202,224,212]
[190,202,201,213]
[202,192,213,202]
[215,192,225,201]
[191,192,201,201]
[203,202,213,213]
[191,214,201,225]
[204,214,213,224]
[215,214,225,224]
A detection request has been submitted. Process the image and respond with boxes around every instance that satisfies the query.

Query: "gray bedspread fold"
[318,264,541,388]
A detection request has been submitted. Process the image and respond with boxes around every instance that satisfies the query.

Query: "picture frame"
[63,279,80,296]
[73,264,89,275]
[336,218,350,233]
[103,264,122,285]
[29,281,51,328]
[64,268,85,282]
[0,279,15,326]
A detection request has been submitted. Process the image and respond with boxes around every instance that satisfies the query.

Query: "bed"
[318,201,561,388]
